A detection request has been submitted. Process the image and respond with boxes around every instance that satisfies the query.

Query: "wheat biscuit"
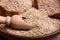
[0,0,32,16]
[37,0,60,16]
[0,8,60,38]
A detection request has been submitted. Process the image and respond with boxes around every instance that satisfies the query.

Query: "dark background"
[0,32,60,40]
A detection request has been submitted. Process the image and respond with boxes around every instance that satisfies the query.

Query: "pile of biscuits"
[0,0,60,38]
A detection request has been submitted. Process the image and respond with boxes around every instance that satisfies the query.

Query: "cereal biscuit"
[0,0,32,16]
[37,0,60,16]
[0,8,60,38]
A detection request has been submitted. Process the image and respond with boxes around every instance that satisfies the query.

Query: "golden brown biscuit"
[0,8,60,38]
[0,0,32,16]
[37,0,60,16]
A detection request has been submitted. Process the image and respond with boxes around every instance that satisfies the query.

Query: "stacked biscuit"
[0,0,60,38]
[0,0,32,16]
[37,0,60,16]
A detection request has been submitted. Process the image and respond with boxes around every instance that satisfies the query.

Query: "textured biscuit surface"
[0,0,32,16]
[0,8,60,38]
[37,0,60,16]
